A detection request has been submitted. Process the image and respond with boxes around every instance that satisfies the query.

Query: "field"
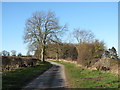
[53,60,119,88]
[2,61,52,90]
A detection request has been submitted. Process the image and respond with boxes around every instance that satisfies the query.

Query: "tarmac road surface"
[22,61,68,89]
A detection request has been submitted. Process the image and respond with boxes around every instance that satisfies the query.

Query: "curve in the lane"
[22,61,68,89]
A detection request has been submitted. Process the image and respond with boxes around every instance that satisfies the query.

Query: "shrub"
[77,40,105,67]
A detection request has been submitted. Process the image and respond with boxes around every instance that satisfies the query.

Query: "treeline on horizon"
[34,40,118,67]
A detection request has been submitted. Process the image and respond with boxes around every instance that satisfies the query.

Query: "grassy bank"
[53,60,119,88]
[2,61,52,90]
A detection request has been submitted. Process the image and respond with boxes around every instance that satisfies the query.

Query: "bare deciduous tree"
[2,50,9,56]
[24,11,66,62]
[11,50,16,56]
[73,29,94,43]
[18,53,22,57]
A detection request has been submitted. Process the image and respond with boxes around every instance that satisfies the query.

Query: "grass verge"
[2,61,52,90]
[53,60,119,88]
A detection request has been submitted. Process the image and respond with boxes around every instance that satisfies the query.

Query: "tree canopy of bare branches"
[24,11,66,62]
[11,50,16,56]
[73,29,94,43]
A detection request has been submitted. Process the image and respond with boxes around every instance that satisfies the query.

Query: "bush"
[77,40,105,67]
[60,43,78,60]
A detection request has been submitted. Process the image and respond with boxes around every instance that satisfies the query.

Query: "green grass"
[2,61,52,90]
[53,60,119,88]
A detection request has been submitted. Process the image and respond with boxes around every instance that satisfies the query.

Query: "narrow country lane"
[22,61,68,89]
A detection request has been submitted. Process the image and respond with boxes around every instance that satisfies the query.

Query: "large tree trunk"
[56,52,59,60]
[56,48,59,61]
[40,34,46,62]
[41,46,45,62]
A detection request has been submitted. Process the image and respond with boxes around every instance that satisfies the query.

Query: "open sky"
[2,2,118,55]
